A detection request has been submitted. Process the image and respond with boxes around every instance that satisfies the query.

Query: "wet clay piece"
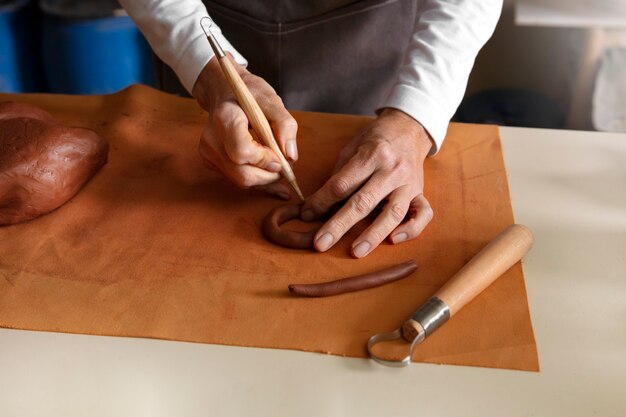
[0,102,109,226]
[262,203,321,249]
[289,260,418,297]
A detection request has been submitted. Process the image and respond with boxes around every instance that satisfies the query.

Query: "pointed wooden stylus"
[200,17,304,201]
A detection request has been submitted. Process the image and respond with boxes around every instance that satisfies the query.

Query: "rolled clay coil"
[262,203,320,249]
[289,260,418,297]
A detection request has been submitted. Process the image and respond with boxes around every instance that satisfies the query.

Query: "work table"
[1,126,625,416]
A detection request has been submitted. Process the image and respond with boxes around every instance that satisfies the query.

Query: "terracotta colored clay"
[262,203,320,249]
[0,101,108,226]
[288,260,418,297]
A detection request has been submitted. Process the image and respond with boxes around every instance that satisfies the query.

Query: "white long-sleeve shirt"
[119,0,502,153]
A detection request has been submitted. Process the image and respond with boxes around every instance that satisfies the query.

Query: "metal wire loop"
[200,16,214,38]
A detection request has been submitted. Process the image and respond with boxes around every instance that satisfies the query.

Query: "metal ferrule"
[207,34,225,58]
[410,296,450,337]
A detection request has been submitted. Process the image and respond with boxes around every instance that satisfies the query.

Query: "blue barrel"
[0,0,44,92]
[41,0,155,94]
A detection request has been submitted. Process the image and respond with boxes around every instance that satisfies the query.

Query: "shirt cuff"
[173,30,248,95]
[379,83,450,155]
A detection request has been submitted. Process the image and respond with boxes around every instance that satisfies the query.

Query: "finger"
[312,174,394,252]
[262,96,299,162]
[350,188,412,258]
[301,154,377,221]
[243,74,298,162]
[224,164,282,189]
[215,104,282,172]
[200,122,281,188]
[254,181,292,200]
[389,194,434,244]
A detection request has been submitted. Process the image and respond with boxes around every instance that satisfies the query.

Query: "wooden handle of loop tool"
[436,224,533,314]
[402,224,533,342]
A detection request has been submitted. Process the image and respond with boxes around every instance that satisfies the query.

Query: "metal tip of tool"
[367,327,424,367]
[200,16,225,58]
[200,16,214,38]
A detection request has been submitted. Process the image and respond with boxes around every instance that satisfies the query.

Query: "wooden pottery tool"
[200,17,304,201]
[367,224,534,367]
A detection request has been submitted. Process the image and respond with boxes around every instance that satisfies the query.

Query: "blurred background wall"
[463,0,626,132]
[467,1,585,126]
[1,0,625,132]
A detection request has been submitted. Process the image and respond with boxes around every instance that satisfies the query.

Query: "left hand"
[300,108,435,258]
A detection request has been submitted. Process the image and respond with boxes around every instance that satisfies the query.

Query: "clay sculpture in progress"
[262,204,419,296]
[262,203,321,249]
[0,102,109,226]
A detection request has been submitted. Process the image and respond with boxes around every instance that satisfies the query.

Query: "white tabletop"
[1,126,625,417]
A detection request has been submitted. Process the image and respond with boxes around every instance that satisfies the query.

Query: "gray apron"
[157,0,417,115]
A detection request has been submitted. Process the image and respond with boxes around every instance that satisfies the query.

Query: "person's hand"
[192,55,298,199]
[301,108,434,258]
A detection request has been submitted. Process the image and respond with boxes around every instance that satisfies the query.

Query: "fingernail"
[268,161,282,172]
[392,232,408,244]
[301,209,315,221]
[286,141,298,161]
[352,241,371,258]
[315,233,334,252]
[277,192,290,200]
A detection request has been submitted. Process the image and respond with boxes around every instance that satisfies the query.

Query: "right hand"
[192,55,299,199]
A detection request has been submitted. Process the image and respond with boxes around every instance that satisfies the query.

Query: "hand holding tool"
[367,224,534,367]
[200,17,304,201]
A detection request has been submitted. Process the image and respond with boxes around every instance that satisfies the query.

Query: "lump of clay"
[0,101,109,226]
